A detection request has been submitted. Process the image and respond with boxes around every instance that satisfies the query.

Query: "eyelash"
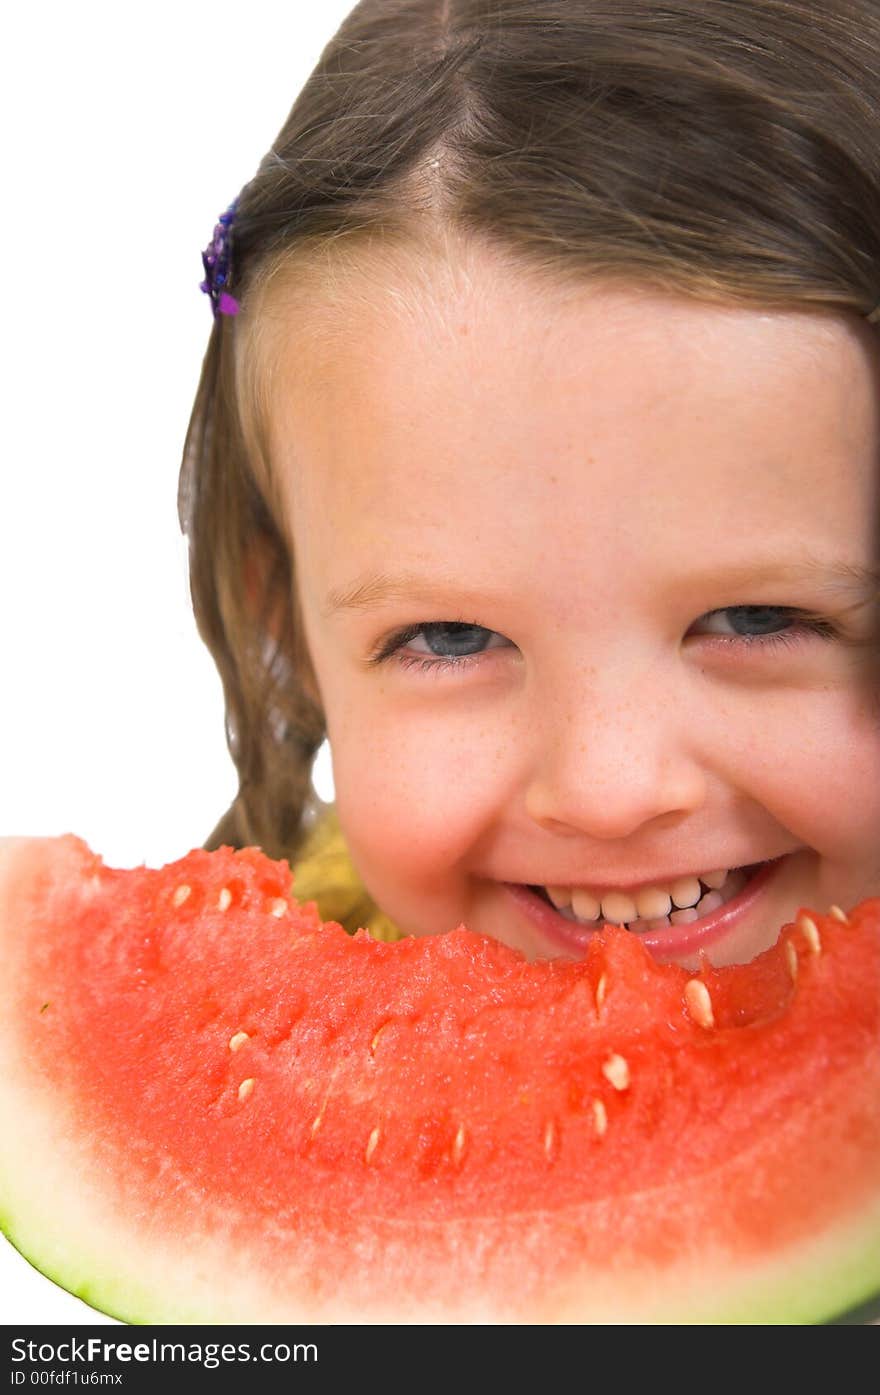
[367,609,839,675]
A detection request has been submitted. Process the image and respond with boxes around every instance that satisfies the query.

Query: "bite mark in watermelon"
[0,835,878,1324]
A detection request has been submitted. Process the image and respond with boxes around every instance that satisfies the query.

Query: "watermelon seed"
[543,1119,558,1162]
[452,1123,467,1165]
[828,904,849,924]
[309,1069,340,1138]
[798,914,821,955]
[172,884,191,907]
[238,1077,255,1102]
[365,1126,381,1164]
[229,1031,250,1053]
[596,974,607,1011]
[602,1053,630,1091]
[785,939,799,981]
[268,898,288,918]
[684,979,714,1029]
[592,1099,608,1137]
[218,887,232,911]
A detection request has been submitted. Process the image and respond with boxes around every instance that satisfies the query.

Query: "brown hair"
[180,0,880,867]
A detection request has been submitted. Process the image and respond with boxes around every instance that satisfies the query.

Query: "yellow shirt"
[289,804,404,943]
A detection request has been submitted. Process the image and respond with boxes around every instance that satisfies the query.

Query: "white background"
[1,1,351,1325]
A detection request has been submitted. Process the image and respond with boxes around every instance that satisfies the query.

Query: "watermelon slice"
[1,835,878,1324]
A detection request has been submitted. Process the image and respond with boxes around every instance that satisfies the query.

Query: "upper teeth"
[545,867,733,926]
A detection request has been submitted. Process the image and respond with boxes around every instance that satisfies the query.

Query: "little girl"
[183,0,880,970]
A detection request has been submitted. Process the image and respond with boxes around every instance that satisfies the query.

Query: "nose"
[523,675,708,841]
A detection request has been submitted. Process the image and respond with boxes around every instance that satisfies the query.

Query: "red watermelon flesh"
[0,834,878,1324]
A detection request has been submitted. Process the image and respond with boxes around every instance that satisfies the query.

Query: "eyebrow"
[322,573,489,617]
[322,558,878,616]
[676,558,878,597]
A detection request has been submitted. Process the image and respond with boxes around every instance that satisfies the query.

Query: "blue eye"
[369,607,838,675]
[692,606,837,647]
[412,622,494,657]
[369,622,510,672]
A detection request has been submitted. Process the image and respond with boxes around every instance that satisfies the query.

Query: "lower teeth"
[548,866,754,932]
[628,893,724,934]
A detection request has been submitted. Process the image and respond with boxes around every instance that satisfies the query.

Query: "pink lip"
[504,859,783,960]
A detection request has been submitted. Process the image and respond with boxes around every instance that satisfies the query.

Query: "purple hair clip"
[200,198,240,317]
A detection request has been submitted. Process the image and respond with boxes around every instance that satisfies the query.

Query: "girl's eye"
[368,622,512,672]
[368,607,839,675]
[690,606,837,648]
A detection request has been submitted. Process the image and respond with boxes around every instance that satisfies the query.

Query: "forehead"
[259,237,879,597]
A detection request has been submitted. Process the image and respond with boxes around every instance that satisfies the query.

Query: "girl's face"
[264,240,880,966]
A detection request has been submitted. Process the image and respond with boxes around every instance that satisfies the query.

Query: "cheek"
[326,698,520,881]
[747,688,880,863]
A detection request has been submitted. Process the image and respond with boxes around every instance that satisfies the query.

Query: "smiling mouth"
[527,862,768,935]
